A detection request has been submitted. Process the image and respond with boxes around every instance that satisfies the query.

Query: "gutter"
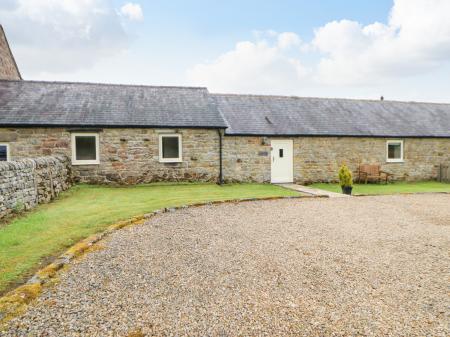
[218,129,224,185]
[0,124,228,130]
[223,133,450,139]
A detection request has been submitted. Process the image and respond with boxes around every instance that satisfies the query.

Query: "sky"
[1,0,450,102]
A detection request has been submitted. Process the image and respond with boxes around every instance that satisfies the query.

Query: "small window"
[71,133,100,165]
[386,140,403,163]
[279,149,284,158]
[0,143,10,162]
[159,134,182,163]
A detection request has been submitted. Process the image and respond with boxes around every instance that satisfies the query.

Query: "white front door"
[271,140,293,183]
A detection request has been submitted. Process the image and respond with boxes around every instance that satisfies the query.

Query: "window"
[386,140,404,163]
[71,133,100,165]
[159,134,182,163]
[0,143,10,162]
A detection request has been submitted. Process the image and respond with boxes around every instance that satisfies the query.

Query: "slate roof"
[0,80,226,128]
[1,79,450,137]
[212,94,450,137]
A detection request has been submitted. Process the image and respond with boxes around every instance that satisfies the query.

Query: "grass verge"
[0,183,298,294]
[310,181,450,195]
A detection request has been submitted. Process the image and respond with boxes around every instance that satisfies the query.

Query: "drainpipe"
[218,129,224,185]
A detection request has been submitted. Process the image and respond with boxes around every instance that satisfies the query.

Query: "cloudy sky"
[1,0,450,102]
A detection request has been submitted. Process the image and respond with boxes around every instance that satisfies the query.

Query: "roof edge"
[0,123,227,129]
[211,92,450,106]
[224,133,450,139]
[0,79,207,90]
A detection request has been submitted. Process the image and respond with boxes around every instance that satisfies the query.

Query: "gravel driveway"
[4,194,450,336]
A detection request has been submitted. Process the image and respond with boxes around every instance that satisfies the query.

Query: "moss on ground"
[0,183,297,294]
[0,215,147,326]
[35,263,61,281]
[0,283,42,326]
[127,329,145,337]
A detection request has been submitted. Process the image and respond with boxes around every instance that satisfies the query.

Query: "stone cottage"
[0,80,226,184]
[214,94,450,183]
[0,26,449,184]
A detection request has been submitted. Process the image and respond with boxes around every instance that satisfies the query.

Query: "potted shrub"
[338,164,353,195]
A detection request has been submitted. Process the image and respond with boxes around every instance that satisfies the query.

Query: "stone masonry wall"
[0,156,72,219]
[2,127,448,185]
[223,136,450,183]
[0,26,21,80]
[0,127,220,184]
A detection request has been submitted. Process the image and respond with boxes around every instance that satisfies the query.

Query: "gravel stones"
[3,194,450,336]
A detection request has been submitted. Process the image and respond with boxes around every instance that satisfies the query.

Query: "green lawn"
[310,181,450,195]
[0,183,298,294]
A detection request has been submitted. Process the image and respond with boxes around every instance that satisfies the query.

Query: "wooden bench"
[356,164,393,184]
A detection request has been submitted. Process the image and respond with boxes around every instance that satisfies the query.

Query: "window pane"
[388,143,401,159]
[0,145,7,161]
[75,136,97,160]
[162,137,179,159]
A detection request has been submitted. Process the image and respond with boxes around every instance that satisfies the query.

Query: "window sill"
[386,160,404,163]
[72,161,100,166]
[159,159,183,164]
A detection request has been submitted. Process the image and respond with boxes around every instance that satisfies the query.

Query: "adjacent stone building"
[0,25,21,80]
[214,94,450,183]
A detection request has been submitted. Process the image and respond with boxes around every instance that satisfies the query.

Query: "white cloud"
[188,0,450,96]
[312,0,450,85]
[277,32,301,50]
[187,32,308,94]
[120,2,143,21]
[0,0,131,75]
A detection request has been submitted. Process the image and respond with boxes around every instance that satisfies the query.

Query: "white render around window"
[0,143,10,162]
[386,140,404,163]
[159,134,182,163]
[71,133,100,165]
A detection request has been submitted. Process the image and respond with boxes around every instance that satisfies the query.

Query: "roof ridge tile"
[0,79,207,90]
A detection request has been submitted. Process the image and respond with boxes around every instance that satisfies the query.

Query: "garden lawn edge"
[0,195,307,328]
[353,191,450,197]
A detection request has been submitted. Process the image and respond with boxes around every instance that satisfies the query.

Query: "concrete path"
[276,183,350,198]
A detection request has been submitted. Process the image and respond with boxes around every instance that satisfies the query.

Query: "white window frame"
[71,133,100,165]
[159,134,182,163]
[386,140,404,163]
[0,143,10,162]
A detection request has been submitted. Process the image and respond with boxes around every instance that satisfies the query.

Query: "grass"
[310,181,450,195]
[0,183,298,294]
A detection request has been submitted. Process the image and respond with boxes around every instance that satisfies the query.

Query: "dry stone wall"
[0,156,72,219]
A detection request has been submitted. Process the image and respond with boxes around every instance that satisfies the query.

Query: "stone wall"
[2,126,448,185]
[223,136,450,183]
[0,156,72,219]
[0,127,220,184]
[0,25,21,80]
